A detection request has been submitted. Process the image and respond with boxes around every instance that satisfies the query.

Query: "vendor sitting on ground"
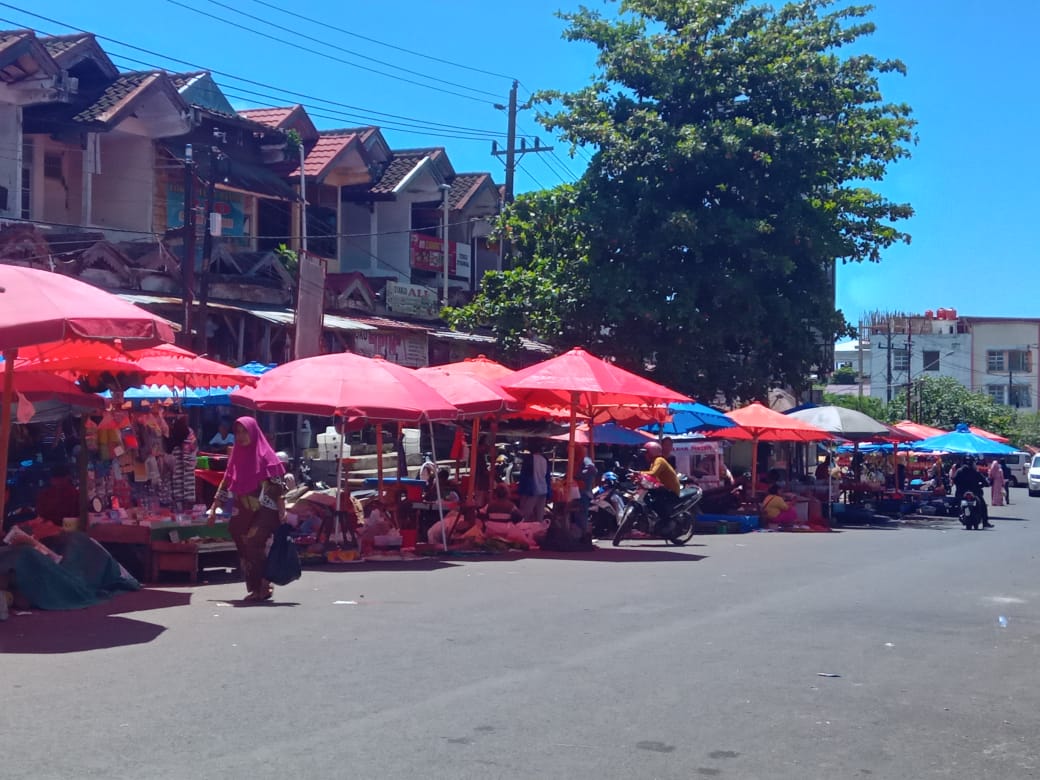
[423,469,461,503]
[484,484,523,523]
[700,471,753,514]
[761,483,800,528]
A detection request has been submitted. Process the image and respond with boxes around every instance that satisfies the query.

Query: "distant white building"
[862,309,1038,409]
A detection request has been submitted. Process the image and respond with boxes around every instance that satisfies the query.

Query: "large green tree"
[893,375,1013,433]
[451,0,915,400]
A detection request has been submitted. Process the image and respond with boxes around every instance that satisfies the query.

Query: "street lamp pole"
[439,183,451,306]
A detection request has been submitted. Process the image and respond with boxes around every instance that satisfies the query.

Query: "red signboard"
[410,232,456,276]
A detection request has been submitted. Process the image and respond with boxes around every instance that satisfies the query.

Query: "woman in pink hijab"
[208,417,286,601]
[989,459,1005,507]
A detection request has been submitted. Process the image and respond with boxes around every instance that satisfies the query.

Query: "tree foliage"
[823,391,888,421]
[892,375,1013,433]
[450,0,915,401]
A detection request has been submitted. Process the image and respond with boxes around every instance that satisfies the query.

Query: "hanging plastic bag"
[265,523,302,586]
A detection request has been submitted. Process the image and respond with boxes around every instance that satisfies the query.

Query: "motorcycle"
[959,491,985,530]
[612,474,703,546]
[589,471,629,538]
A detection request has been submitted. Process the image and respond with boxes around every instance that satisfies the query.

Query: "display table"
[90,522,238,583]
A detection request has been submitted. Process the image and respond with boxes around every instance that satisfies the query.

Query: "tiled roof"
[368,151,429,194]
[346,314,432,332]
[169,70,207,89]
[0,29,32,53]
[73,70,156,123]
[40,32,88,57]
[447,173,493,211]
[239,106,297,128]
[290,132,358,179]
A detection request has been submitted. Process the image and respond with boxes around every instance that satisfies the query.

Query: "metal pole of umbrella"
[564,391,579,530]
[427,419,448,551]
[332,414,345,544]
[468,416,480,504]
[0,349,17,519]
[376,422,384,500]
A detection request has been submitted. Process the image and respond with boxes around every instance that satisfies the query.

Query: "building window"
[893,348,910,372]
[922,350,940,372]
[1008,350,1032,373]
[987,350,1005,372]
[986,385,1006,404]
[1010,384,1032,408]
[43,152,63,181]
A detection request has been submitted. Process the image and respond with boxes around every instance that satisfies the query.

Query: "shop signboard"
[453,242,472,283]
[411,232,473,278]
[410,232,452,275]
[352,331,428,368]
[166,184,246,236]
[385,282,440,320]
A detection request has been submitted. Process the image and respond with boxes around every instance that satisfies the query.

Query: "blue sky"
[10,1,1039,326]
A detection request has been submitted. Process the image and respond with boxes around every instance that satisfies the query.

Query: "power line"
[244,0,518,82]
[193,0,502,99]
[0,6,522,139]
[516,160,548,191]
[166,0,496,105]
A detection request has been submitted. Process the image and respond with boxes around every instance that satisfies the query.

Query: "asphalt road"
[3,494,1040,780]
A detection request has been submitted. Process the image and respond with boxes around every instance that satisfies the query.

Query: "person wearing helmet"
[952,456,993,528]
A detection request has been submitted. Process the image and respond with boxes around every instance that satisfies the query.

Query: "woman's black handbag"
[265,523,302,586]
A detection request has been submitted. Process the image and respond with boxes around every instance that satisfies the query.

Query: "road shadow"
[518,546,707,563]
[0,588,188,654]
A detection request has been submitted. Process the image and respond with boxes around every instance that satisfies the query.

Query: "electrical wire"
[166,0,496,105]
[193,0,502,99]
[0,7,522,140]
[243,0,518,82]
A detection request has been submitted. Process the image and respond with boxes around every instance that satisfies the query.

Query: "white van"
[1028,454,1040,497]
[1003,451,1032,488]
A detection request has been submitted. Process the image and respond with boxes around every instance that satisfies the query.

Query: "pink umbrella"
[418,355,520,501]
[1,266,175,514]
[502,347,691,505]
[233,352,458,542]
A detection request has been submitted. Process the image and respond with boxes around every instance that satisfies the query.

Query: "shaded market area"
[2,266,1030,620]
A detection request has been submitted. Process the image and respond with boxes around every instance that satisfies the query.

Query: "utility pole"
[492,81,554,267]
[181,144,196,347]
[502,80,518,205]
[905,324,913,420]
[857,318,865,412]
[195,171,217,355]
[886,319,893,404]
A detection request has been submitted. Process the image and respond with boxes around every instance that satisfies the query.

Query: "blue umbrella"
[183,362,277,407]
[551,422,655,447]
[911,423,1018,456]
[643,402,736,435]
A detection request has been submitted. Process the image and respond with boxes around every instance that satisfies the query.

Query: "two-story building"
[866,309,1039,410]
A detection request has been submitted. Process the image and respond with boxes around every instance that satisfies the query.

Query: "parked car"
[1003,451,1032,487]
[1028,454,1040,498]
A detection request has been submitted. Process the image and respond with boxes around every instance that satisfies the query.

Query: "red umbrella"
[438,354,515,382]
[415,359,521,501]
[414,366,518,417]
[501,347,691,410]
[501,347,691,503]
[708,402,832,489]
[968,425,1010,444]
[893,420,947,440]
[126,344,259,389]
[3,368,102,409]
[0,266,176,351]
[13,340,142,378]
[233,352,457,422]
[1,267,175,512]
